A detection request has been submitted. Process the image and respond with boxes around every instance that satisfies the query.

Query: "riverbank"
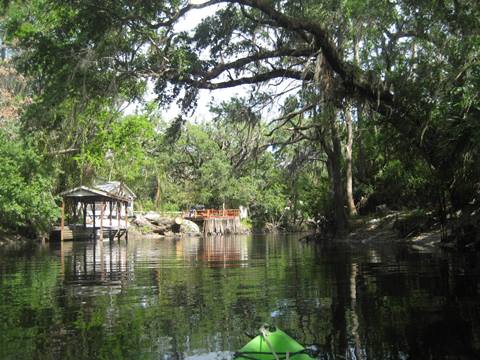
[304,209,480,252]
[0,229,37,251]
[345,211,443,249]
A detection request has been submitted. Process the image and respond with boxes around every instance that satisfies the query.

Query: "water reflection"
[0,235,479,359]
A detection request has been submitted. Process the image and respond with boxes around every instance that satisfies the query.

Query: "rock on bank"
[130,212,201,238]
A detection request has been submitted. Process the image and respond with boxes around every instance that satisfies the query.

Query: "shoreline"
[302,210,461,253]
[345,212,443,249]
[0,230,39,252]
[0,210,474,254]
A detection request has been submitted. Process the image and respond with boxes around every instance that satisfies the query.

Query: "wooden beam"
[100,202,104,241]
[60,200,65,242]
[125,202,129,242]
[125,203,129,228]
[109,201,113,240]
[99,233,105,281]
[117,202,120,229]
[117,201,121,240]
[92,202,96,241]
[83,203,87,227]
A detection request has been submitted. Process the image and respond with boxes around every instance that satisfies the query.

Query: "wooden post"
[117,201,120,229]
[109,238,113,273]
[72,200,76,222]
[83,202,87,228]
[100,201,104,241]
[92,240,96,273]
[125,203,129,228]
[125,202,129,241]
[92,202,96,241]
[99,235,105,281]
[109,201,113,240]
[60,199,65,242]
[83,246,87,274]
[117,201,121,240]
[60,239,64,279]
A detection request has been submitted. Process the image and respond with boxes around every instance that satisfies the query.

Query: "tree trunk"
[345,106,357,216]
[326,112,349,234]
[356,107,368,183]
[316,54,348,234]
[154,173,161,208]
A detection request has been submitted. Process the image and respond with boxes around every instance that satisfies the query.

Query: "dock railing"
[185,209,240,219]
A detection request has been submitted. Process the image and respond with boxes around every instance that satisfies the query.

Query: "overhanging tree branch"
[175,68,310,89]
[230,0,395,106]
[266,103,315,137]
[163,0,397,117]
[197,47,313,80]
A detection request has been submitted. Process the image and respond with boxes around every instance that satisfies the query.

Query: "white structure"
[239,205,248,220]
[95,181,136,215]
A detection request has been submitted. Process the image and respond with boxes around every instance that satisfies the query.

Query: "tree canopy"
[1,0,480,239]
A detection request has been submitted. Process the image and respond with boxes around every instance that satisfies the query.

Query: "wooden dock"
[50,225,128,241]
[184,209,242,235]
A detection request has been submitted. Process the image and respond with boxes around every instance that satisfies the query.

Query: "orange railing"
[185,209,240,219]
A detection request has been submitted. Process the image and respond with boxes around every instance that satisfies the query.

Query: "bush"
[0,131,59,237]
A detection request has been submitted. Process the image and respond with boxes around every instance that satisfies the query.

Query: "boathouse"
[52,182,136,241]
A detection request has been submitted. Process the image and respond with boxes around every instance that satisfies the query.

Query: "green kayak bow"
[234,325,316,360]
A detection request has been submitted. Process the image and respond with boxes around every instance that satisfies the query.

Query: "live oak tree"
[162,0,479,229]
[156,0,479,229]
[3,0,480,235]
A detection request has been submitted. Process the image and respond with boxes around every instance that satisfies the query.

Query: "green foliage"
[159,121,290,222]
[295,171,333,220]
[375,159,430,208]
[81,114,156,183]
[0,129,58,235]
[2,0,480,237]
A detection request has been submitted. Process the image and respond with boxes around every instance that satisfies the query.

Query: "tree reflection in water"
[0,235,479,359]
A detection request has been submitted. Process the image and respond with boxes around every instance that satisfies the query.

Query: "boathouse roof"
[95,181,136,200]
[60,185,130,203]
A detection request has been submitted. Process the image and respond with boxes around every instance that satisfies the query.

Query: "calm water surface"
[1,235,479,359]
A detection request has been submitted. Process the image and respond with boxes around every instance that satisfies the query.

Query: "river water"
[0,235,479,359]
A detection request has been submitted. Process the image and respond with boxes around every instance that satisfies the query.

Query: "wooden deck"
[184,209,242,235]
[51,225,128,241]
